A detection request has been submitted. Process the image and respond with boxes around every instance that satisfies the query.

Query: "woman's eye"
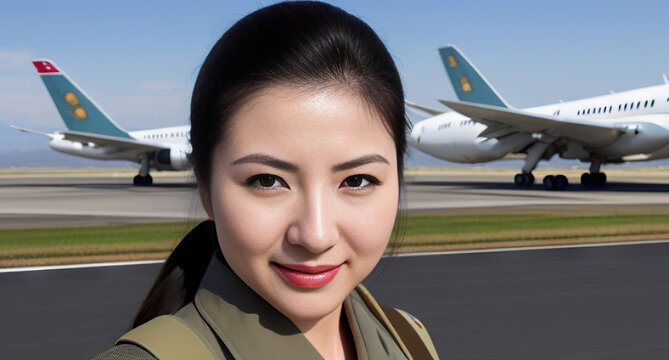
[246,174,286,189]
[341,175,379,189]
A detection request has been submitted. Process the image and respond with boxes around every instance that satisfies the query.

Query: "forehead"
[220,84,396,162]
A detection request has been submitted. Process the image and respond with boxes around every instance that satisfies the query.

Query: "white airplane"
[11,60,191,185]
[407,45,669,190]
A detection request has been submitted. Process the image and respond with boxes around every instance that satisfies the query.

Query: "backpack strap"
[379,305,439,360]
[355,284,439,360]
[116,315,217,360]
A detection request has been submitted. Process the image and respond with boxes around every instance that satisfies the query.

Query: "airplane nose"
[409,123,422,146]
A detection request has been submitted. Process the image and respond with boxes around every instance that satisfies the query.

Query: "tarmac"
[1,167,668,228]
[1,242,668,359]
[1,167,669,358]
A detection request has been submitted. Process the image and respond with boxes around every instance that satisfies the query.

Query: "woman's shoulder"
[91,304,227,360]
[353,284,439,359]
[380,305,439,359]
[92,343,156,360]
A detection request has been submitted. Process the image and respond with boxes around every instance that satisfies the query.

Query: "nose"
[286,190,339,254]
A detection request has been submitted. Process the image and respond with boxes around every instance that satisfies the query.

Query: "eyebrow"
[231,153,389,172]
[331,154,389,172]
[232,154,299,172]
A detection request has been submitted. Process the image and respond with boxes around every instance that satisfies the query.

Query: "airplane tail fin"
[438,45,510,108]
[32,59,131,138]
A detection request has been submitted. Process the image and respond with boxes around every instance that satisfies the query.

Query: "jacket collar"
[194,253,406,359]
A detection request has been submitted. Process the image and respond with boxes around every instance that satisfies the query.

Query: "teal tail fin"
[32,59,131,138]
[438,45,509,108]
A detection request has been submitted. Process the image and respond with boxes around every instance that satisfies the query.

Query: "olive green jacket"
[94,254,435,359]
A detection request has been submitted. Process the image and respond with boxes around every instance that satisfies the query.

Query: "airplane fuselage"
[411,83,669,164]
[47,124,192,172]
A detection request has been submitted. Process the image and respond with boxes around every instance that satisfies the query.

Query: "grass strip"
[2,212,669,267]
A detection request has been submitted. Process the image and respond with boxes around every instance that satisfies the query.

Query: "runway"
[1,168,669,358]
[1,242,668,359]
[1,167,669,228]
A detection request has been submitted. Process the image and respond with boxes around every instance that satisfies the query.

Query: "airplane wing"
[62,131,167,151]
[439,100,623,148]
[12,124,167,152]
[405,101,444,116]
[10,125,55,138]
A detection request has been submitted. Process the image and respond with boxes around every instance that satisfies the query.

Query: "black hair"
[133,1,408,328]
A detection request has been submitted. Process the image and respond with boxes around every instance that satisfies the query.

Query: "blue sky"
[2,0,669,162]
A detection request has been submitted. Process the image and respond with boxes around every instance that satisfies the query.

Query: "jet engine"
[154,146,191,170]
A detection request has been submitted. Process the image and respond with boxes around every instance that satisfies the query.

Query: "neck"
[293,304,356,360]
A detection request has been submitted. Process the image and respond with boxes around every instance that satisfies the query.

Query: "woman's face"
[205,84,398,324]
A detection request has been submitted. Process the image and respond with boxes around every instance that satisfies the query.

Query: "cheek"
[211,188,288,256]
[341,187,399,256]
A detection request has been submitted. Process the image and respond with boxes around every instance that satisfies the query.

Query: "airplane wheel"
[133,175,153,186]
[543,175,556,190]
[524,173,535,185]
[555,174,568,190]
[514,173,535,187]
[581,172,606,187]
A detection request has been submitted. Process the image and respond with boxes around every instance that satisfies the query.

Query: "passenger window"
[618,104,621,111]
[609,106,612,112]
[651,99,655,107]
[624,104,627,110]
[637,101,641,108]
[644,100,648,107]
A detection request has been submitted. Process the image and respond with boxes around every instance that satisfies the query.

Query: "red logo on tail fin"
[32,61,59,74]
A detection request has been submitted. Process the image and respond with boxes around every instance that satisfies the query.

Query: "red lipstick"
[272,263,341,288]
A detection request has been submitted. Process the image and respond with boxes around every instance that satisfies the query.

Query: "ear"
[198,182,214,219]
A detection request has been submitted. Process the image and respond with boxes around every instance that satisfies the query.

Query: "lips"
[271,262,341,288]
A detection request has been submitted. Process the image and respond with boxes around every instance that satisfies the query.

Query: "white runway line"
[2,239,669,273]
[393,239,669,257]
[0,260,164,273]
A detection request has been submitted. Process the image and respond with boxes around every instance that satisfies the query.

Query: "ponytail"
[132,220,218,328]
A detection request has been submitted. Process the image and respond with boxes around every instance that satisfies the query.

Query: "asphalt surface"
[2,242,669,359]
[2,169,669,359]
[2,169,669,228]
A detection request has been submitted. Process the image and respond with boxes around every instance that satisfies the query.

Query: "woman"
[95,2,437,359]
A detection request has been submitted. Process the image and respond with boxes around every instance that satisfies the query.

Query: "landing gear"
[514,137,556,190]
[543,174,568,190]
[581,158,607,187]
[581,172,607,187]
[134,153,153,186]
[514,172,535,186]
[133,174,153,185]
